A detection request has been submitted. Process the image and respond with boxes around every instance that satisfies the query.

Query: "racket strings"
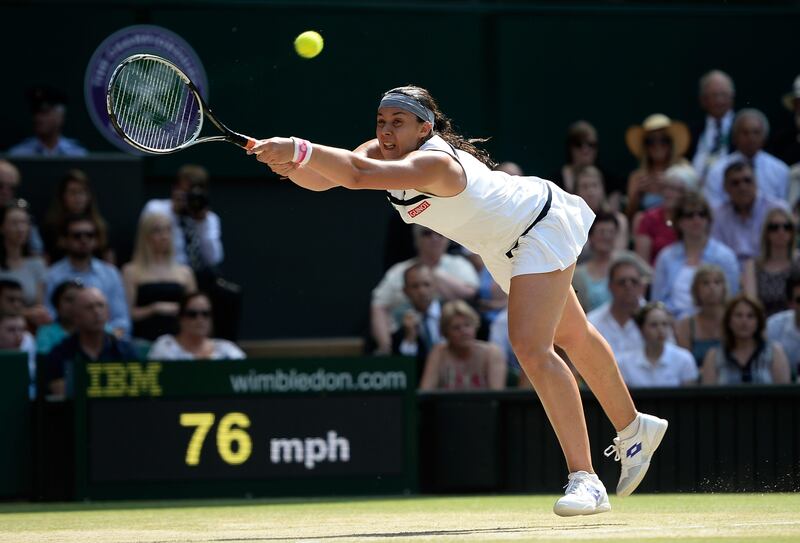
[109,57,201,151]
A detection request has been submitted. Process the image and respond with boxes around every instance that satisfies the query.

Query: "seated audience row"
[40,287,243,398]
[1,159,231,343]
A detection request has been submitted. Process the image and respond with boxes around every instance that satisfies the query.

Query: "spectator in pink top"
[420,300,506,390]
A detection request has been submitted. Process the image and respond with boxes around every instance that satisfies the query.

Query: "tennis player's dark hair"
[383,86,497,169]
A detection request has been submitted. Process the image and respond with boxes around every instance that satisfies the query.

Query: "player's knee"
[554,319,590,351]
[509,334,553,370]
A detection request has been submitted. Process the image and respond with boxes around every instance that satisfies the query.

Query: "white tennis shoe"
[553,471,611,517]
[604,412,669,497]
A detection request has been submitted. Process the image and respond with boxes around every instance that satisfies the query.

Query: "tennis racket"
[106,54,256,154]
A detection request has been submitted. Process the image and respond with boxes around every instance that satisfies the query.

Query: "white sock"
[569,471,599,480]
[618,413,641,440]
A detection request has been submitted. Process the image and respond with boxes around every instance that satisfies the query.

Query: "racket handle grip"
[229,131,257,150]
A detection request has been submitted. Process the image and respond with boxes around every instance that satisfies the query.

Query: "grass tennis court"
[2,493,799,542]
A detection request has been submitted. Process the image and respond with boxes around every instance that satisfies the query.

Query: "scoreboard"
[73,358,417,499]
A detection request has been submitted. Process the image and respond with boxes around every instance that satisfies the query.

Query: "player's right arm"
[268,139,380,192]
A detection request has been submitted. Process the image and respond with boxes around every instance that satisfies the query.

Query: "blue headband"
[379,92,435,128]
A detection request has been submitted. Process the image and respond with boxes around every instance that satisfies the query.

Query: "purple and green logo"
[84,25,208,153]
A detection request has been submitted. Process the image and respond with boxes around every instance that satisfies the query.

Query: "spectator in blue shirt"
[652,191,740,319]
[6,87,87,157]
[45,216,130,336]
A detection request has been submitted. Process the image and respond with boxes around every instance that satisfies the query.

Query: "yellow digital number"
[180,412,252,467]
[179,413,215,466]
[216,412,252,465]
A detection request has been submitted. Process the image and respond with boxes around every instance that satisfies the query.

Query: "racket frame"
[106,54,255,154]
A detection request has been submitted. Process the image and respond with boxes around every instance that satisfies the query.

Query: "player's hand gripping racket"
[106,54,256,154]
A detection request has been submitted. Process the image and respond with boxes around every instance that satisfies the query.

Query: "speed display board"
[73,358,416,499]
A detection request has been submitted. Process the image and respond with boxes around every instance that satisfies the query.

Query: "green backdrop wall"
[2,1,798,339]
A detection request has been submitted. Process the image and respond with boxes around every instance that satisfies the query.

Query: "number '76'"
[179,412,252,466]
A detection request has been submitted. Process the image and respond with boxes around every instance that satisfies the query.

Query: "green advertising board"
[0,352,31,498]
[73,357,417,499]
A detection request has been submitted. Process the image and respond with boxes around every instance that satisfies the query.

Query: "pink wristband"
[291,137,313,165]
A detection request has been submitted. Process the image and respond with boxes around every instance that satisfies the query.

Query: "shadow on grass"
[127,523,627,543]
[0,494,552,515]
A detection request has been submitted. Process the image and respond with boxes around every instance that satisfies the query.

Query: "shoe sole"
[617,418,669,497]
[553,502,612,517]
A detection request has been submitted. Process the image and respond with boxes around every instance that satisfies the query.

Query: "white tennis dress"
[387,135,595,293]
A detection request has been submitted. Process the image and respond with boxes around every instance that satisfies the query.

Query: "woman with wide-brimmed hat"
[624,114,693,219]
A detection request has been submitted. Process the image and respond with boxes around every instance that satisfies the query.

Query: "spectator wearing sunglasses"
[652,192,740,319]
[624,114,692,219]
[587,253,651,362]
[147,292,244,360]
[704,109,790,210]
[711,162,790,265]
[556,121,623,200]
[742,207,800,317]
[45,216,130,337]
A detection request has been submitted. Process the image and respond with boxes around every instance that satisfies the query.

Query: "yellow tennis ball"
[294,31,324,59]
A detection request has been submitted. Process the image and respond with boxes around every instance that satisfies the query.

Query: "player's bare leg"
[555,288,668,497]
[507,264,609,516]
[554,288,636,431]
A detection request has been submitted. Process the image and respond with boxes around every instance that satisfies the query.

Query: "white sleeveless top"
[387,135,551,259]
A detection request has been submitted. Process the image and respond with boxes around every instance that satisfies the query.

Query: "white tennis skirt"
[482,180,595,294]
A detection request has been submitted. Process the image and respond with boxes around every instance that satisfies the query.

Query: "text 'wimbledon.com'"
[229,369,408,393]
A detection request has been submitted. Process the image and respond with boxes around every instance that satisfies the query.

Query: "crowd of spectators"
[2,70,800,398]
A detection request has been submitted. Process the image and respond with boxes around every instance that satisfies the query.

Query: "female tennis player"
[249,86,668,516]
